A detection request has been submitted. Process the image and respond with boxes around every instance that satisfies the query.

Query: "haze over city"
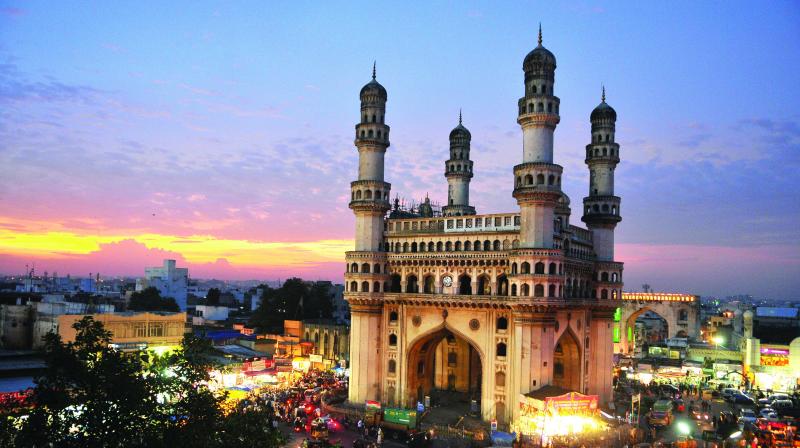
[1,2,798,299]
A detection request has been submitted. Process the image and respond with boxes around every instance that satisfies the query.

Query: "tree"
[129,287,180,312]
[12,317,284,447]
[205,288,221,306]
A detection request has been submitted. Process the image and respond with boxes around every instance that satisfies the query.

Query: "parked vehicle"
[721,388,739,401]
[737,408,757,426]
[729,392,756,405]
[648,399,674,427]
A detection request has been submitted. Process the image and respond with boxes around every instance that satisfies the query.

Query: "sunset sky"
[1,2,798,299]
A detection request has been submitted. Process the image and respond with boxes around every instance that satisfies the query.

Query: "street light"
[712,336,724,350]
[677,421,691,436]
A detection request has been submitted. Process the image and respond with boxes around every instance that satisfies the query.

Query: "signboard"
[365,400,381,425]
[544,392,599,417]
[491,419,498,431]
[760,347,789,355]
[417,402,425,413]
[309,354,323,363]
[383,408,417,428]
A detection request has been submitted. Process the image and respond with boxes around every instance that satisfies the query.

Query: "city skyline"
[1,2,799,299]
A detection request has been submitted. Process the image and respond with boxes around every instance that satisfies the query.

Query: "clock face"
[442,276,453,287]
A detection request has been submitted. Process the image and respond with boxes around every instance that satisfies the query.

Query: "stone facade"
[344,34,622,425]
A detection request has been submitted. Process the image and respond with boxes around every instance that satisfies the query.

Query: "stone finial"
[459,108,462,125]
[372,61,376,80]
[538,23,542,46]
[602,84,606,102]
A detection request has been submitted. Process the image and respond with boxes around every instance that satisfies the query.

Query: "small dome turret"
[360,62,387,100]
[591,86,617,122]
[449,110,471,141]
[418,195,433,218]
[523,24,556,80]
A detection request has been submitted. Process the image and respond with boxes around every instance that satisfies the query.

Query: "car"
[771,400,794,412]
[737,408,757,425]
[690,404,710,421]
[767,393,791,403]
[659,384,680,396]
[730,392,756,405]
[721,388,739,401]
[759,407,776,418]
[648,399,674,427]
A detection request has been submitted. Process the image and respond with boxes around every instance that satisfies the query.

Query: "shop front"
[515,389,605,445]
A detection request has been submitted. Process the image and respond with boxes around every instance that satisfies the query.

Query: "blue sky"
[1,1,799,298]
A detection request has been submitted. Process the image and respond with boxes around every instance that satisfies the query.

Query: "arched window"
[516,176,521,187]
[493,240,501,250]
[368,130,374,138]
[521,284,530,296]
[373,281,380,292]
[355,190,362,200]
[497,317,508,330]
[428,242,435,252]
[389,334,397,346]
[535,262,545,274]
[525,174,533,185]
[537,102,544,112]
[361,281,369,292]
[483,240,491,251]
[402,242,409,252]
[445,241,453,252]
[350,281,357,292]
[549,262,557,274]
[374,264,381,273]
[601,289,608,299]
[458,275,472,295]
[361,263,370,273]
[411,242,417,253]
[454,241,462,251]
[521,262,530,274]
[464,240,472,251]
[611,272,618,282]
[536,174,545,185]
[531,85,537,94]
[351,262,359,273]
[423,275,435,294]
[388,359,396,374]
[390,274,401,293]
[477,275,490,295]
[511,283,518,296]
[497,275,509,296]
[548,284,556,297]
[406,275,419,293]
[436,241,444,252]
[548,174,554,185]
[601,272,609,282]
[511,263,518,274]
[496,343,507,357]
[527,103,533,113]
[389,311,398,322]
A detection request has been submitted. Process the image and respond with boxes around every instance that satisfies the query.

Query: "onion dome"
[360,62,387,100]
[591,86,617,122]
[449,109,471,141]
[523,24,556,77]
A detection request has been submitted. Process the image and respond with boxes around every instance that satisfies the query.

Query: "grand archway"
[406,327,482,413]
[553,330,581,392]
[624,307,668,356]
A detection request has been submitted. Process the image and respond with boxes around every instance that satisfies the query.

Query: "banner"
[544,392,599,417]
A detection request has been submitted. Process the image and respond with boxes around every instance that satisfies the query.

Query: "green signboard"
[383,408,417,428]
[613,324,621,343]
[614,307,622,322]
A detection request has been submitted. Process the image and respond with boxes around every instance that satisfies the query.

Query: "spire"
[459,108,462,125]
[372,61,376,80]
[538,23,542,46]
[601,84,606,103]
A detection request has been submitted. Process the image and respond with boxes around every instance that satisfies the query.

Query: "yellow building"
[58,312,188,351]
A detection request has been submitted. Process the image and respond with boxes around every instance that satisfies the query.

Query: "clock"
[442,275,453,287]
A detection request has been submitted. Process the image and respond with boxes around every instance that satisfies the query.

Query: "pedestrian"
[377,427,383,445]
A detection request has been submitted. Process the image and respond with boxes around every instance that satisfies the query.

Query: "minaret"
[442,110,476,216]
[513,25,563,249]
[344,63,390,404]
[582,86,621,261]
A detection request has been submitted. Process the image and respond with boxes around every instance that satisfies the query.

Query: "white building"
[193,305,230,326]
[136,260,189,311]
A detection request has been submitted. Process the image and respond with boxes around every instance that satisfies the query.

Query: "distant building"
[136,259,189,311]
[0,304,33,350]
[303,319,350,364]
[192,305,230,326]
[57,312,188,351]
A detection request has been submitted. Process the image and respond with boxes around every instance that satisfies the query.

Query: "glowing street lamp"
[677,421,691,436]
[713,336,724,350]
